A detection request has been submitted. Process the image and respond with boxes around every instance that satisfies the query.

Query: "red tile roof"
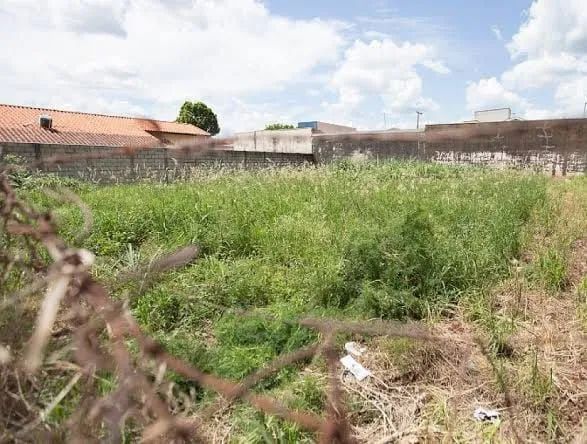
[0,104,209,147]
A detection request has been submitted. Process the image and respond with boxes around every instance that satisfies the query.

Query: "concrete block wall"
[1,143,38,163]
[0,143,314,183]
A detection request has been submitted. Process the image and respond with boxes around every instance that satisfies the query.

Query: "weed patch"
[11,161,583,442]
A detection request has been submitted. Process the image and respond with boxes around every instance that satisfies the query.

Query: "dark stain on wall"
[313,118,587,175]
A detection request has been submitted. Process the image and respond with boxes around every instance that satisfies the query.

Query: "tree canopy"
[176,101,220,136]
[264,123,295,130]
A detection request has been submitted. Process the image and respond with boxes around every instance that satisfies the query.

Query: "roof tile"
[0,104,209,147]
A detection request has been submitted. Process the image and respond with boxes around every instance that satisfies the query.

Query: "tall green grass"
[40,162,547,383]
[13,161,563,439]
[8,161,586,441]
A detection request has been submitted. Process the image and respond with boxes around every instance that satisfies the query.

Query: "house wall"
[312,118,587,175]
[0,143,314,183]
[149,132,209,146]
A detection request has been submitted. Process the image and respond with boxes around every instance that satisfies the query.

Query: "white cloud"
[2,0,130,36]
[355,13,451,39]
[554,77,587,114]
[502,54,587,90]
[468,0,587,119]
[0,1,450,131]
[465,77,559,121]
[502,0,587,94]
[421,59,450,75]
[327,39,447,117]
[0,0,345,131]
[466,77,528,112]
[523,107,556,120]
[507,0,587,59]
[51,0,130,37]
[214,98,308,135]
[491,25,503,41]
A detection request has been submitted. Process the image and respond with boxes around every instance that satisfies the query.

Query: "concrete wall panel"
[233,128,312,154]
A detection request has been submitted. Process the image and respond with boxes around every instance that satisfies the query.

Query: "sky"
[1,0,586,134]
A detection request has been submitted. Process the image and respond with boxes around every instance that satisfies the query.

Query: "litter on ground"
[340,354,371,381]
[344,341,367,356]
[473,407,500,423]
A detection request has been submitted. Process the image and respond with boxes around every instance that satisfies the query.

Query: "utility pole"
[584,101,586,118]
[416,111,423,129]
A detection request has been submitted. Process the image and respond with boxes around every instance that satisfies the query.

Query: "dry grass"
[332,182,587,443]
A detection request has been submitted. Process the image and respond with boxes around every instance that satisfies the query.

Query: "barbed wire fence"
[0,139,517,443]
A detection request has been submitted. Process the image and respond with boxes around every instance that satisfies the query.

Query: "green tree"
[264,123,295,130]
[176,101,220,135]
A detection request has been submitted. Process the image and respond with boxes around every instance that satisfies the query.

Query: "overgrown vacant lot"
[2,162,586,442]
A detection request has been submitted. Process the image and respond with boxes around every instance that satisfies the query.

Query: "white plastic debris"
[344,341,366,356]
[340,354,371,381]
[473,407,500,423]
